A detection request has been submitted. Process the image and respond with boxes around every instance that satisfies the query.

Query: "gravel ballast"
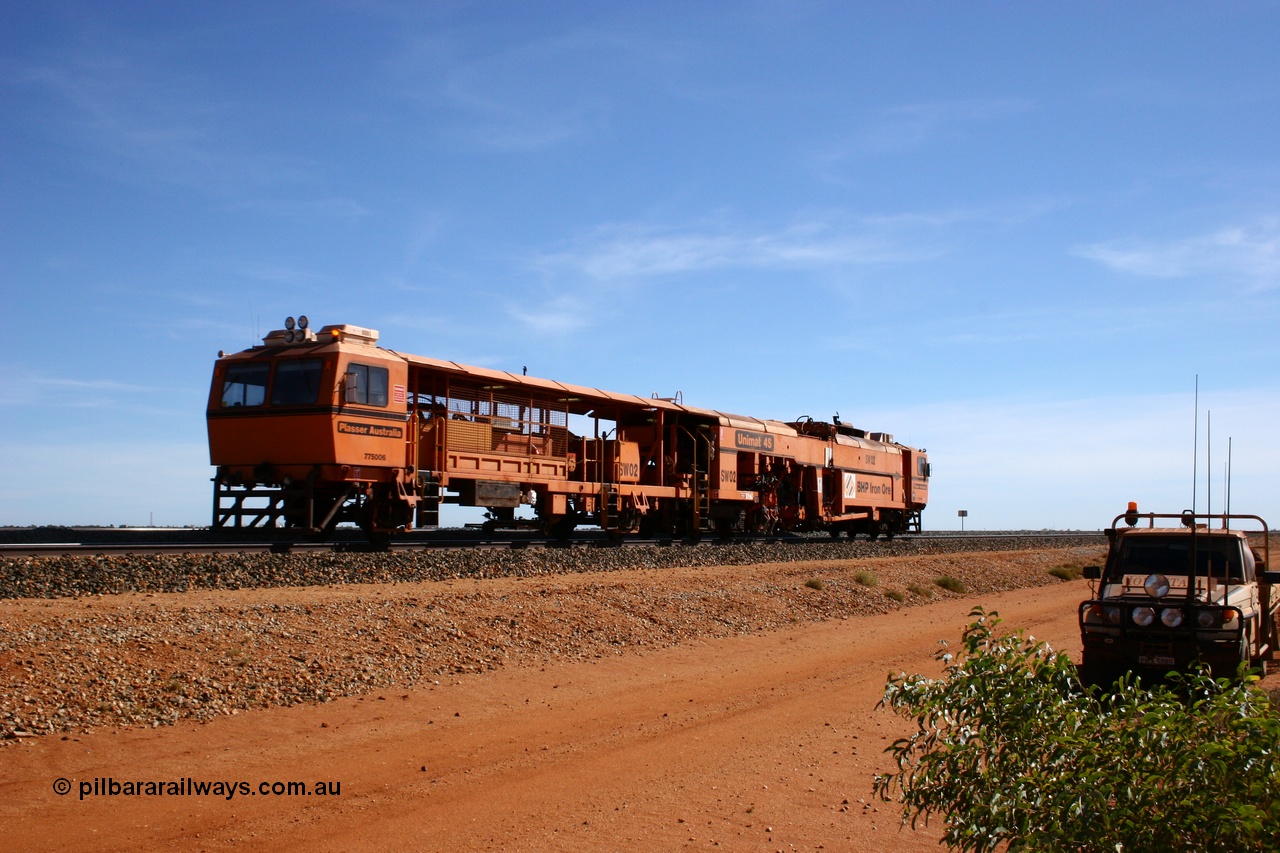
[0,537,1105,743]
[0,535,1101,598]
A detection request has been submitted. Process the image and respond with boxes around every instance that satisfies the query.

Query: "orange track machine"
[208,318,930,541]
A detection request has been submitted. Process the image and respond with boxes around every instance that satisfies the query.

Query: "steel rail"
[0,530,1103,559]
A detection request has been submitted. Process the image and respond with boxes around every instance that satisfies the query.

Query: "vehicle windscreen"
[1114,537,1244,581]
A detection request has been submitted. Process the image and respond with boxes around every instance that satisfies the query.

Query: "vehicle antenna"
[1207,410,1212,521]
[1218,435,1228,522]
[1190,377,1199,603]
[1191,376,1198,518]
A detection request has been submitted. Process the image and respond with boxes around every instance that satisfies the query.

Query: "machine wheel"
[357,518,392,547]
[357,490,411,546]
[549,516,576,541]
[638,514,659,538]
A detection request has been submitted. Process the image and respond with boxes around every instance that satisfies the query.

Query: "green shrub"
[875,607,1280,853]
[885,589,905,603]
[907,583,933,598]
[934,576,965,593]
[854,571,878,587]
[804,577,825,591]
[1049,563,1083,581]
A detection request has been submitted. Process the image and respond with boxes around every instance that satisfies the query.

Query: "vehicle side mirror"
[344,371,359,404]
[1083,565,1101,580]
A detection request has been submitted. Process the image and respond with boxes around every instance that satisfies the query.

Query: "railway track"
[0,530,1103,559]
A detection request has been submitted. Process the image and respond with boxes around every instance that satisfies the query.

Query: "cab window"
[221,363,268,407]
[271,359,324,406]
[347,363,389,407]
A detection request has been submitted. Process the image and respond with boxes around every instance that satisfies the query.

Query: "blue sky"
[3,1,1278,530]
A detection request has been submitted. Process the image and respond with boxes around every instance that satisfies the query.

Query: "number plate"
[1138,655,1176,666]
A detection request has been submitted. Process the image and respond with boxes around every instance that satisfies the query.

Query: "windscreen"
[221,362,269,407]
[1115,536,1244,581]
[270,359,324,405]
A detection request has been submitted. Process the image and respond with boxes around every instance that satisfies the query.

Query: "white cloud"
[1076,219,1280,287]
[533,218,936,281]
[805,98,1037,178]
[855,97,1037,155]
[0,370,178,408]
[507,295,593,336]
[226,196,373,220]
[238,263,334,288]
[396,28,688,152]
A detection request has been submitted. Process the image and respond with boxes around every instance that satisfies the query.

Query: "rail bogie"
[207,320,929,541]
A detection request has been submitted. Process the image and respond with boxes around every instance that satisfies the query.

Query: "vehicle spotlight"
[285,316,296,330]
[1160,608,1184,628]
[1132,606,1155,627]
[1144,574,1171,599]
[1087,604,1123,625]
[298,315,309,330]
[1196,609,1222,629]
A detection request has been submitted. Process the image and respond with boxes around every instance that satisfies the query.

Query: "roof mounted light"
[285,316,296,330]
[265,325,316,346]
[298,315,309,330]
[318,324,379,345]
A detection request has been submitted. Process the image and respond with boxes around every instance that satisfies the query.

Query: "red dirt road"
[1,580,1091,852]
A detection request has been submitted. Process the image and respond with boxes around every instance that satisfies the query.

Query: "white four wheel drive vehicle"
[1079,507,1279,684]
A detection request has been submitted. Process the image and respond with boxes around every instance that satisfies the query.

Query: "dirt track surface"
[2,547,1106,851]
